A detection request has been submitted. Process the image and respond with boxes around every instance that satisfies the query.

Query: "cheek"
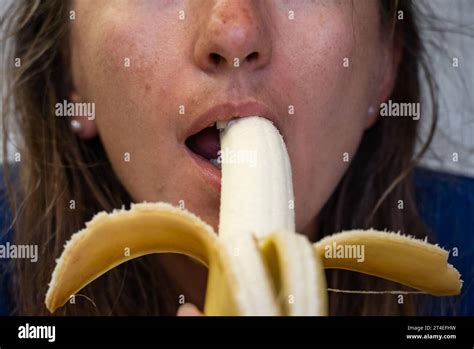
[277,13,377,231]
[70,9,185,197]
[290,112,365,233]
[72,3,185,130]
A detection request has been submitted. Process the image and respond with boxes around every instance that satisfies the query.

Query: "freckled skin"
[70,0,399,307]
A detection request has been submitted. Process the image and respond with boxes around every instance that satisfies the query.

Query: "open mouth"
[185,123,222,169]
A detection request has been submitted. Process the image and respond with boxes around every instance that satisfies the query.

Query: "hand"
[177,303,203,316]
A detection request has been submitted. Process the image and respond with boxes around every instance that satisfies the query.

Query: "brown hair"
[1,0,442,315]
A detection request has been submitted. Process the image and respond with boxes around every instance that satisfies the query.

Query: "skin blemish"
[219,5,252,26]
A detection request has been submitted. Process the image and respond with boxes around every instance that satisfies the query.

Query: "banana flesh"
[45,117,461,315]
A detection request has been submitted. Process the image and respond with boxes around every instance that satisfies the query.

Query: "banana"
[45,117,461,315]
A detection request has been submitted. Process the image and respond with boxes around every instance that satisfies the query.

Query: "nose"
[194,0,272,73]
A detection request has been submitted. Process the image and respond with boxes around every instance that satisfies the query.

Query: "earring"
[368,105,376,115]
[70,120,81,132]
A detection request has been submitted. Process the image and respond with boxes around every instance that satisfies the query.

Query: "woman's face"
[70,0,397,234]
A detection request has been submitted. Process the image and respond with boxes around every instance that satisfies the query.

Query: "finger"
[177,303,203,316]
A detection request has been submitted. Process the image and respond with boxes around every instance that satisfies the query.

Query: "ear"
[70,90,98,139]
[366,34,402,129]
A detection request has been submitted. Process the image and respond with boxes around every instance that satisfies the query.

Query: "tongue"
[186,127,220,160]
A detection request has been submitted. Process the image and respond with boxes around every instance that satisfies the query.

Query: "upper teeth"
[209,122,216,127]
[216,121,229,130]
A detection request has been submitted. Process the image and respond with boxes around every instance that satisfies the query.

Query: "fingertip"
[177,303,202,316]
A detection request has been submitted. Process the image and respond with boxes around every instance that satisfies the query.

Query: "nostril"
[246,52,259,62]
[209,53,222,65]
[208,52,259,68]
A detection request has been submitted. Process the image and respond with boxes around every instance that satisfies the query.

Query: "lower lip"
[185,148,221,191]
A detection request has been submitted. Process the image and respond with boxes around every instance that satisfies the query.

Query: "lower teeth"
[210,158,221,169]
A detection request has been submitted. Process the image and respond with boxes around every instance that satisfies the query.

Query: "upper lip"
[183,100,280,141]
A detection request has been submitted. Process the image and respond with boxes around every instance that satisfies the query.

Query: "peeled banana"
[45,117,461,315]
